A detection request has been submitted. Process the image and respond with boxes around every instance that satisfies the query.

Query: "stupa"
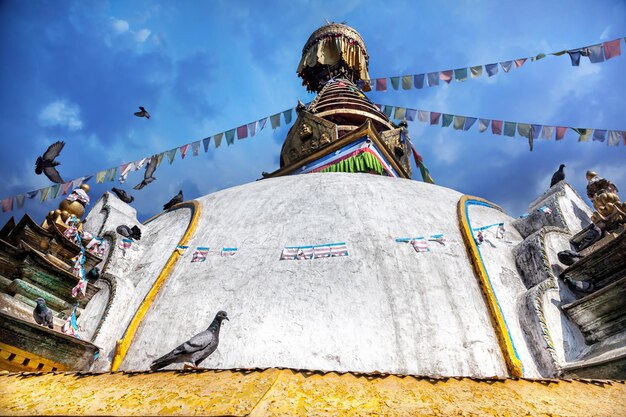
[1,23,625,416]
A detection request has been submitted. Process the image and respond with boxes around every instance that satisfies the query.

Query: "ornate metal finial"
[42,184,91,231]
[297,23,371,93]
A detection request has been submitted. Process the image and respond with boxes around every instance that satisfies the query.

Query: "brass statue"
[42,184,91,232]
[586,171,625,232]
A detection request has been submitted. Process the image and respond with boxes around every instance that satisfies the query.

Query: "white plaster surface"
[467,204,541,378]
[82,192,190,369]
[120,173,523,377]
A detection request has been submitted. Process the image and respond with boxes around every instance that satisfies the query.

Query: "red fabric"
[179,144,190,159]
[237,125,248,140]
[439,70,453,84]
[375,78,387,91]
[429,112,441,125]
[2,197,13,213]
[603,39,621,60]
[622,131,626,145]
[514,58,527,68]
[491,120,503,135]
[410,144,423,164]
[556,127,567,141]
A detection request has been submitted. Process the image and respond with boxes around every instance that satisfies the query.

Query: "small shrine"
[0,184,105,371]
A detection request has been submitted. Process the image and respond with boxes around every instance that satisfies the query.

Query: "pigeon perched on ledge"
[35,141,65,184]
[33,297,54,329]
[150,310,229,370]
[550,164,565,187]
[557,250,584,266]
[111,187,134,204]
[163,190,183,211]
[116,225,141,241]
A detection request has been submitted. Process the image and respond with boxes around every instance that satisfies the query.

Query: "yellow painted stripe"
[111,201,202,371]
[2,369,625,416]
[457,195,524,377]
[0,342,67,372]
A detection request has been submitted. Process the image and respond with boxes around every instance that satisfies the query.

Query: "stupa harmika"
[1,23,624,416]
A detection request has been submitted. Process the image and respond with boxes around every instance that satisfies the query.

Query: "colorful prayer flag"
[592,129,606,142]
[430,112,441,125]
[440,70,453,84]
[191,141,200,156]
[405,109,416,121]
[270,113,281,129]
[413,74,424,89]
[394,107,406,120]
[401,75,412,89]
[517,123,531,138]
[504,122,516,137]
[225,129,235,145]
[531,124,542,140]
[607,130,621,146]
[191,247,209,263]
[376,78,387,91]
[203,137,211,152]
[542,126,554,140]
[1,197,13,213]
[500,61,513,72]
[175,245,188,255]
[50,184,61,199]
[418,110,429,123]
[485,63,498,77]
[221,247,237,257]
[478,119,490,132]
[166,148,177,164]
[573,127,591,142]
[470,66,483,78]
[427,72,439,87]
[105,167,117,182]
[567,50,582,66]
[454,68,468,82]
[453,116,465,130]
[442,114,453,128]
[491,120,503,135]
[390,76,400,90]
[587,44,604,63]
[15,194,25,209]
[248,121,257,137]
[214,132,223,148]
[95,170,106,184]
[118,162,134,184]
[237,125,248,140]
[463,117,476,131]
[514,58,527,68]
[155,153,164,167]
[556,127,567,141]
[603,39,621,60]
[383,105,393,118]
[180,144,190,159]
[283,109,293,124]
[258,117,268,131]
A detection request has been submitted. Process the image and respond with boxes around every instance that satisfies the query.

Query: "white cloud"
[135,28,151,43]
[111,18,129,34]
[38,100,83,131]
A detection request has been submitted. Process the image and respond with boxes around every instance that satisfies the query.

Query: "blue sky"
[1,0,624,225]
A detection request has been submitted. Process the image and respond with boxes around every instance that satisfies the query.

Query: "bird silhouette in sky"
[35,141,65,184]
[134,106,151,119]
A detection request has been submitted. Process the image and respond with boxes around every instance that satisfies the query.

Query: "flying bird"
[557,250,584,266]
[134,106,151,119]
[116,225,141,241]
[150,310,229,370]
[163,190,183,211]
[33,297,54,329]
[35,141,65,184]
[550,164,566,187]
[111,187,134,204]
[133,156,157,190]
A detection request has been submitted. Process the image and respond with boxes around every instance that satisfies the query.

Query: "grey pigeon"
[116,225,141,240]
[150,310,229,370]
[134,106,151,119]
[111,187,134,203]
[163,190,183,211]
[86,267,100,281]
[35,141,65,184]
[550,164,566,187]
[33,297,53,329]
[557,250,584,266]
[133,156,157,190]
